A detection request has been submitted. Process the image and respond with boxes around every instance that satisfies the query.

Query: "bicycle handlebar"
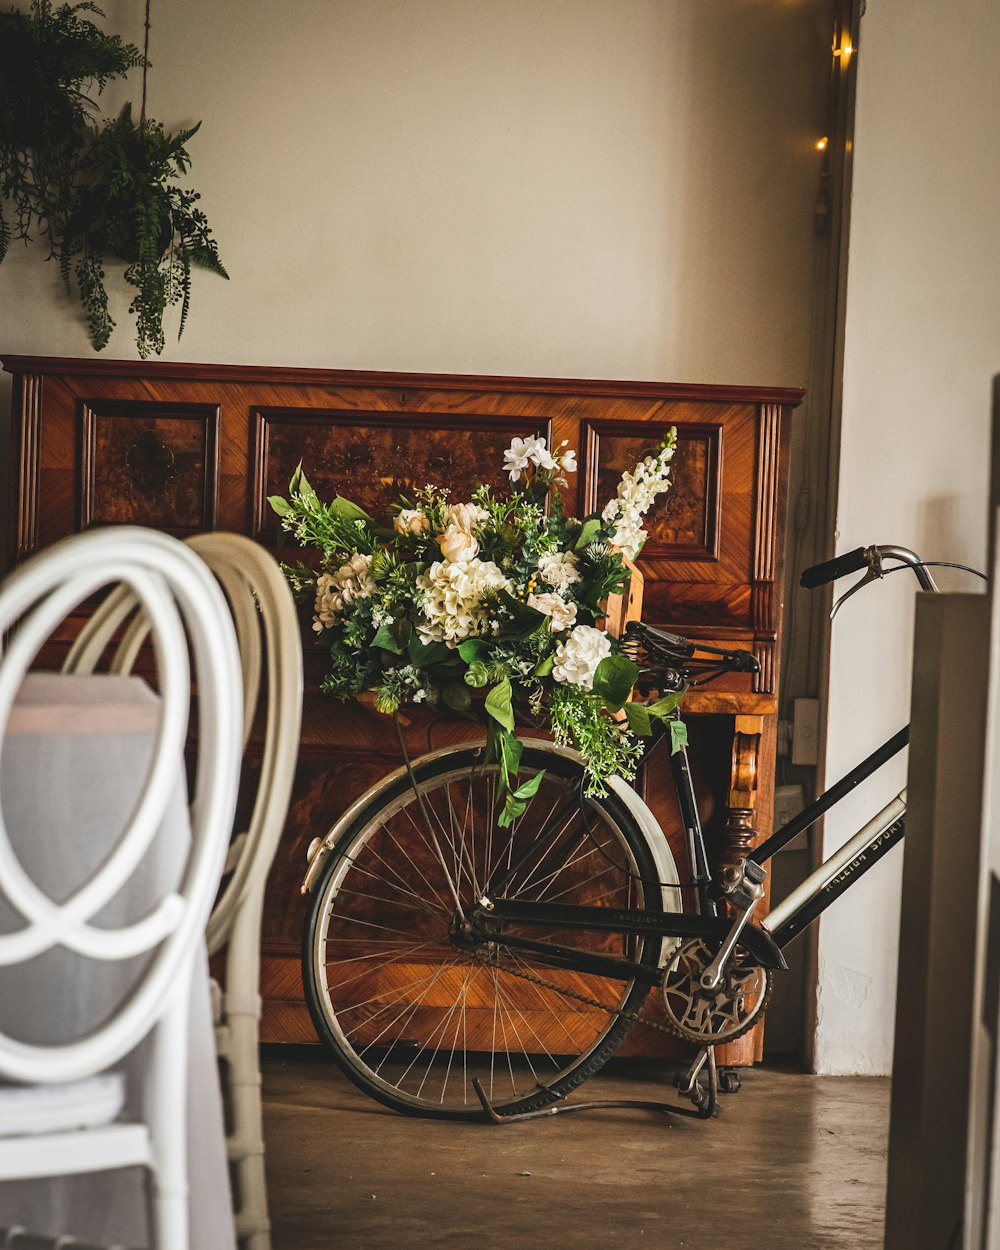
[800,547,868,589]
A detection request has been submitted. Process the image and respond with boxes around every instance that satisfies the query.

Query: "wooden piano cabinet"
[2,356,801,1065]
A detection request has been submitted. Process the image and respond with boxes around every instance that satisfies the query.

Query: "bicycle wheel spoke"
[303,748,674,1118]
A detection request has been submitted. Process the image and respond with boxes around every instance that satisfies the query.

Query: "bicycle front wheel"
[302,743,669,1119]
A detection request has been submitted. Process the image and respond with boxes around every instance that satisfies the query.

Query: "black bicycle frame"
[475,720,909,976]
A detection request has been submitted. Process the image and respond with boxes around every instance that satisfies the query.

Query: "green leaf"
[669,717,689,754]
[497,798,527,828]
[534,654,554,678]
[574,518,603,551]
[326,495,374,524]
[288,462,316,504]
[484,678,515,732]
[623,701,652,737]
[592,654,640,711]
[267,495,294,518]
[498,590,548,637]
[646,690,686,720]
[407,636,450,668]
[511,770,545,801]
[498,731,523,788]
[458,639,490,663]
[372,622,404,654]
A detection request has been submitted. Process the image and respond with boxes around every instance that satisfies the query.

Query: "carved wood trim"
[9,370,42,565]
[750,403,783,693]
[2,354,806,407]
[721,713,764,873]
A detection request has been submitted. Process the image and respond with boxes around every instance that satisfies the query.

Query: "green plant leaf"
[574,518,602,551]
[498,730,523,788]
[646,690,686,720]
[484,678,515,732]
[669,717,689,755]
[623,701,652,737]
[534,654,554,677]
[267,495,294,518]
[458,639,490,663]
[372,622,404,654]
[407,636,449,668]
[511,770,545,801]
[591,654,639,711]
[326,495,373,524]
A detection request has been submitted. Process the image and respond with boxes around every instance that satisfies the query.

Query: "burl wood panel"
[80,400,219,532]
[2,357,801,1066]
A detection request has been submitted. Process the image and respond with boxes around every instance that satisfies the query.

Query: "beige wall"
[2,0,826,386]
[818,0,1000,1073]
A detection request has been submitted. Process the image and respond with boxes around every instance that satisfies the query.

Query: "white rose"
[394,508,430,535]
[528,591,577,633]
[444,502,489,533]
[438,526,480,562]
[552,625,612,690]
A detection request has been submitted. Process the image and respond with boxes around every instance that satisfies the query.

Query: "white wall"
[1,0,826,387]
[817,0,1000,1073]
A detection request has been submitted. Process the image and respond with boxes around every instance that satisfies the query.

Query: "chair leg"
[225,1008,271,1250]
[148,982,192,1250]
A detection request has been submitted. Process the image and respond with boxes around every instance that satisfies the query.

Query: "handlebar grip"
[800,547,868,589]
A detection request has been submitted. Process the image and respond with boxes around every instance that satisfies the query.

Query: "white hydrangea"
[416,558,510,646]
[551,625,612,689]
[527,591,577,633]
[313,553,377,632]
[601,439,676,560]
[536,550,581,591]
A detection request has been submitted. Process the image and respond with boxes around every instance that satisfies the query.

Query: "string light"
[815,136,829,152]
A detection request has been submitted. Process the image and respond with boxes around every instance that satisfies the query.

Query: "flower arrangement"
[269,431,683,824]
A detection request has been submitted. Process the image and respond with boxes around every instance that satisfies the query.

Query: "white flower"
[437,525,480,562]
[551,625,612,690]
[312,553,377,631]
[528,591,577,633]
[394,508,430,535]
[601,435,677,560]
[443,502,489,533]
[504,435,557,482]
[416,558,510,646]
[536,550,581,591]
[551,439,578,475]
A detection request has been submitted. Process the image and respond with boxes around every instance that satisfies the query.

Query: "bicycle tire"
[302,743,671,1119]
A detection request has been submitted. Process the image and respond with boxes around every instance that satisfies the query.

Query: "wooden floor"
[262,1049,890,1250]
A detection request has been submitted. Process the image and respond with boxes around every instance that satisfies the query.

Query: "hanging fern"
[0,3,228,357]
[0,1,144,259]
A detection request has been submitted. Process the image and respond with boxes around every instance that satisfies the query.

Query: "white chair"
[0,527,243,1250]
[64,532,303,1250]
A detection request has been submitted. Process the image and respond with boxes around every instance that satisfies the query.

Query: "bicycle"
[298,543,984,1121]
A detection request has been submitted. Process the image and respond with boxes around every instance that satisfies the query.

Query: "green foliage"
[0,4,226,356]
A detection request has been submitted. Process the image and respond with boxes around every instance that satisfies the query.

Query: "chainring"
[659,937,772,1045]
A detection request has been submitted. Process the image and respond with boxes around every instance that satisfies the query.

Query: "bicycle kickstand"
[674,1047,721,1119]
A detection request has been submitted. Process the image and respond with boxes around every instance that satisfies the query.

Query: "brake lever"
[830,549,882,620]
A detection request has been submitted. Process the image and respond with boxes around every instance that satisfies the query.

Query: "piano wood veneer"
[2,356,801,1065]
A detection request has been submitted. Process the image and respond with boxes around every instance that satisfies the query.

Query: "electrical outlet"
[773,783,805,835]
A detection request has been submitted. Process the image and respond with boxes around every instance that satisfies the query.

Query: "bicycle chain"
[489,952,685,1039]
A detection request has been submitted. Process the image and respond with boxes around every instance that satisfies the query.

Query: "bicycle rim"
[303,746,666,1119]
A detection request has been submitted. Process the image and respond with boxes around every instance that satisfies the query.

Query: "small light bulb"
[816,136,829,151]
